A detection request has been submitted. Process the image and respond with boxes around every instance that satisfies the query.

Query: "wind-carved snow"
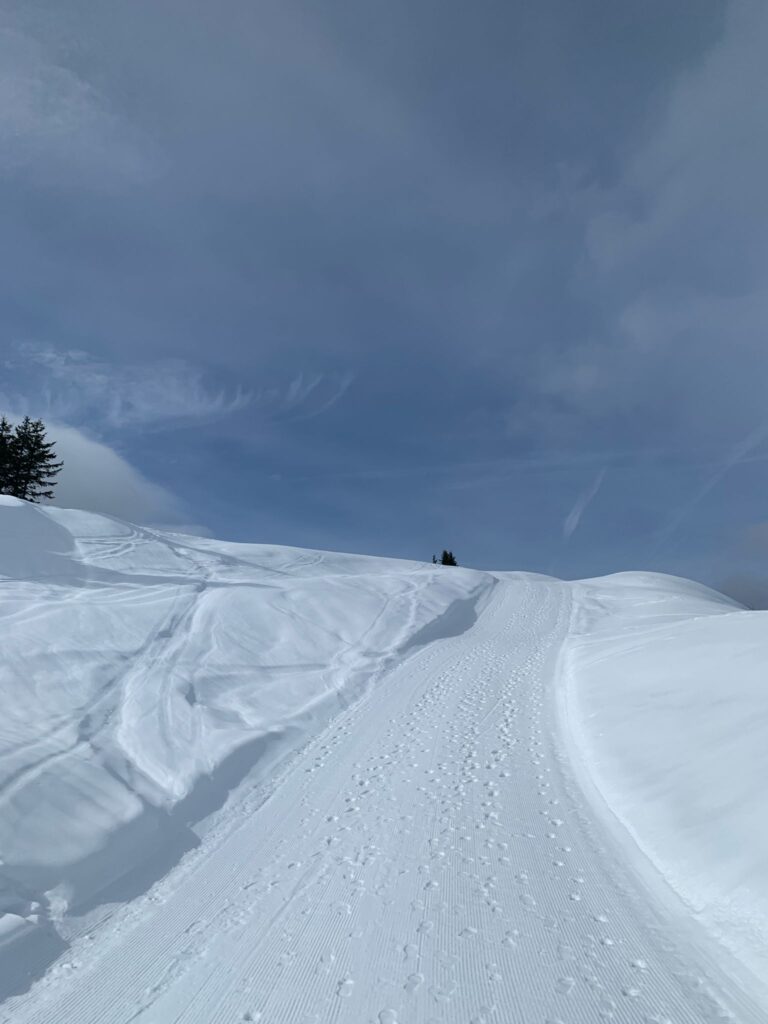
[0,502,766,1022]
[0,503,490,929]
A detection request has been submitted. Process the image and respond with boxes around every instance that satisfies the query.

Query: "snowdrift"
[0,498,492,937]
[3,496,767,1002]
[564,571,768,988]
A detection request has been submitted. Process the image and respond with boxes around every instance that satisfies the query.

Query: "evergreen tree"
[5,417,63,502]
[440,550,458,566]
[0,416,14,495]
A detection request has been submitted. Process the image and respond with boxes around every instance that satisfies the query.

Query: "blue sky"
[2,1,767,592]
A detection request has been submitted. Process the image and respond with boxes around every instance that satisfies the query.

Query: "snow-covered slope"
[0,498,490,942]
[563,571,768,995]
[2,499,767,1021]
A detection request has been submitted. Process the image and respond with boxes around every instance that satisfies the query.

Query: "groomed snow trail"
[4,580,760,1023]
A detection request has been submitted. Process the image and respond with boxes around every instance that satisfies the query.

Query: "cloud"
[562,468,606,540]
[271,371,354,420]
[32,423,180,523]
[521,2,768,455]
[5,344,354,432]
[0,24,154,184]
[586,2,768,277]
[4,344,251,431]
[0,1,750,574]
[654,422,768,549]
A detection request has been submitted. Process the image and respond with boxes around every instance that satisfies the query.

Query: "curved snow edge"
[557,576,768,1015]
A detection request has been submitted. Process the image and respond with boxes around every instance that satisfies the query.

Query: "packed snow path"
[5,580,760,1023]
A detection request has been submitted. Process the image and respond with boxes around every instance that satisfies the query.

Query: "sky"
[1,0,767,594]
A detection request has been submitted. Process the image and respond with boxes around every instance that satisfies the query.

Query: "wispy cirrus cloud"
[262,371,355,420]
[3,343,353,433]
[654,423,768,550]
[1,343,354,526]
[3,344,251,431]
[563,468,607,541]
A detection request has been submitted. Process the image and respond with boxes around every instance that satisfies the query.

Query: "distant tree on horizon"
[0,416,63,502]
[439,550,458,566]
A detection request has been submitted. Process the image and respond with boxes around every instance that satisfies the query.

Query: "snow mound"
[565,570,768,989]
[0,501,492,922]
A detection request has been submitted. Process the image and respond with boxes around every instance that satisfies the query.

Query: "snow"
[0,501,767,1021]
[563,571,768,996]
[0,501,490,904]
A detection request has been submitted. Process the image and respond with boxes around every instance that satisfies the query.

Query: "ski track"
[4,579,761,1024]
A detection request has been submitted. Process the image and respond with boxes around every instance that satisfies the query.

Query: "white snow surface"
[0,502,489,881]
[0,501,767,1021]
[563,572,768,992]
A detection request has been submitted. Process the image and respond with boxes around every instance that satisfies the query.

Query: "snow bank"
[0,501,491,923]
[565,571,768,988]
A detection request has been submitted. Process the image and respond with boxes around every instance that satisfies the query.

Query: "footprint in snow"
[336,977,354,998]
[404,972,424,993]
